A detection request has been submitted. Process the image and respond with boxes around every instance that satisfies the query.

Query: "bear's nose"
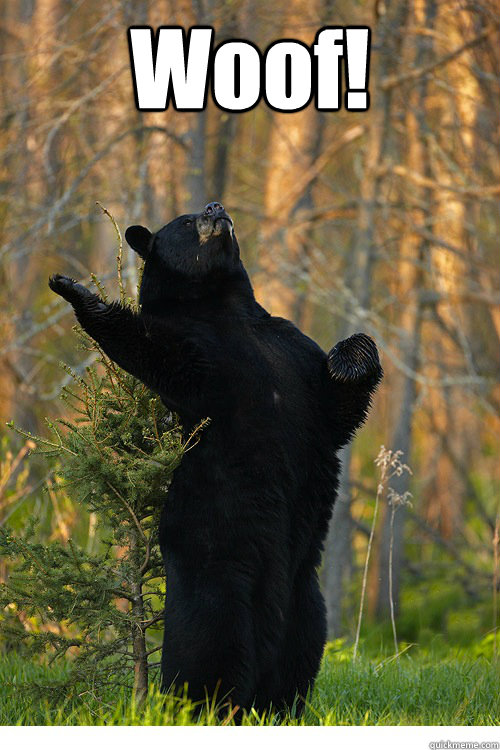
[204,202,224,216]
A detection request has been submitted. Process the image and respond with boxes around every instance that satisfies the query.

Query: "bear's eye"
[183,219,192,226]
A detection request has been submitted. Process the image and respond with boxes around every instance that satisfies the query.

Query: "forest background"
[0,0,499,681]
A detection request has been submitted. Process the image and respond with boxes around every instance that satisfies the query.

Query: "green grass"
[1,644,499,725]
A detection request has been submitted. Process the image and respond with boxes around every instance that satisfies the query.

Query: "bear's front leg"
[49,274,207,414]
[49,273,129,344]
[326,333,383,448]
[49,274,161,390]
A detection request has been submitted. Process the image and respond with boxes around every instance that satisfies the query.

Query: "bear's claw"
[48,274,96,305]
[49,273,77,295]
[327,333,383,385]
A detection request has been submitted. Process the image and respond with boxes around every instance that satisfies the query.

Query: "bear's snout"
[203,202,233,227]
[197,203,233,243]
[204,201,224,216]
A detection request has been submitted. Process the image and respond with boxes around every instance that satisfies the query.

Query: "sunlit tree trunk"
[323,0,407,637]
[420,0,484,541]
[0,0,62,428]
[0,0,25,422]
[253,0,322,320]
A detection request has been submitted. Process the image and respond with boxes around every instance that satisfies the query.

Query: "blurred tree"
[374,0,432,618]
[324,0,409,636]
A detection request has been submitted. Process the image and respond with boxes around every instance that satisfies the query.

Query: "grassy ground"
[1,645,499,725]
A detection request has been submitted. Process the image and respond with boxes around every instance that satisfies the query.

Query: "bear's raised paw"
[48,274,98,306]
[327,333,383,385]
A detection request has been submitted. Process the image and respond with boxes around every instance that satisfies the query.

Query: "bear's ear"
[125,225,153,259]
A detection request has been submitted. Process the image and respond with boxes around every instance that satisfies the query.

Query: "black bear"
[49,201,382,716]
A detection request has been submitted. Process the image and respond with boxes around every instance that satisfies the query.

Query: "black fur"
[49,204,382,716]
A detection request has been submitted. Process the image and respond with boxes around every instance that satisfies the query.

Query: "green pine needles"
[1,329,189,704]
[0,210,206,706]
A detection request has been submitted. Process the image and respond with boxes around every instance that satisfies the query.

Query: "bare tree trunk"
[375,0,434,618]
[253,0,321,319]
[6,0,62,431]
[209,9,239,204]
[185,111,207,212]
[421,0,485,541]
[212,114,236,203]
[323,0,407,638]
[375,321,421,617]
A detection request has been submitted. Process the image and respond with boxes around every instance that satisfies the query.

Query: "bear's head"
[126,202,257,314]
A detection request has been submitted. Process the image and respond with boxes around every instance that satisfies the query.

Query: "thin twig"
[105,481,147,544]
[388,505,399,656]
[96,202,125,304]
[353,448,387,659]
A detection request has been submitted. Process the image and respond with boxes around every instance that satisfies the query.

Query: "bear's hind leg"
[253,571,326,718]
[161,568,257,719]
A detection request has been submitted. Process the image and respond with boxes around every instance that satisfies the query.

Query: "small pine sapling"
[0,207,206,705]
